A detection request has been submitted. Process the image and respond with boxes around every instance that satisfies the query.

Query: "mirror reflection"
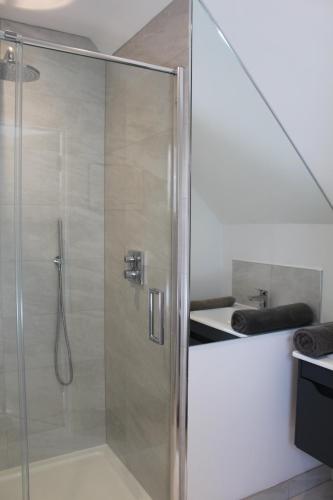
[191,0,333,343]
[189,1,333,499]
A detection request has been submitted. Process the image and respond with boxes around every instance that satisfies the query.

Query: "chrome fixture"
[0,46,40,82]
[148,288,165,345]
[124,250,144,285]
[248,288,268,310]
[0,29,176,75]
[53,219,73,386]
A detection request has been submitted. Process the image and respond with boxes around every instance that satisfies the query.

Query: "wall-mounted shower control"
[123,250,144,285]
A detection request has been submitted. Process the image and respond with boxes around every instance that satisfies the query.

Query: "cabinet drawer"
[301,361,333,390]
[190,320,236,345]
[295,376,333,467]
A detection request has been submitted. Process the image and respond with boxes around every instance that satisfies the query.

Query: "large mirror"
[188,1,333,499]
[190,0,333,318]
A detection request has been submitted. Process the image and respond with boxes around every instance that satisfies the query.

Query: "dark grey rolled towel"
[190,296,236,311]
[294,323,333,358]
[231,303,314,335]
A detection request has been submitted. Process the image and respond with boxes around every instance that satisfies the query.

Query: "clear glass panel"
[0,39,26,500]
[18,43,174,500]
[104,62,174,500]
[21,47,106,474]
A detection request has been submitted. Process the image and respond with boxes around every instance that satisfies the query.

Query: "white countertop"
[292,350,333,372]
[190,305,251,338]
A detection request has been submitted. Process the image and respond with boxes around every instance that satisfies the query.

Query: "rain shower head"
[0,46,40,82]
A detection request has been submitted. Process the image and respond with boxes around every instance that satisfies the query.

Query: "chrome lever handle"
[124,270,140,282]
[124,255,140,264]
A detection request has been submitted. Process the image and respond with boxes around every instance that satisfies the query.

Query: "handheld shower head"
[0,46,40,82]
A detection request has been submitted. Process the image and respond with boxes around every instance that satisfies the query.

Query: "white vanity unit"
[187,309,318,500]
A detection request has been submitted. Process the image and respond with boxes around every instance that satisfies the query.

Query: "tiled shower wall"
[104,63,174,500]
[115,0,189,68]
[0,20,105,468]
[104,2,188,498]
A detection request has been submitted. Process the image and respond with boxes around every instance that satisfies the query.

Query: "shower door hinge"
[3,30,22,42]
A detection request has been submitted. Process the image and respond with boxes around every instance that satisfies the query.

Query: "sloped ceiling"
[0,0,172,53]
[192,0,333,224]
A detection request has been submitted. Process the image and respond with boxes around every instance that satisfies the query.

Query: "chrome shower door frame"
[0,28,190,500]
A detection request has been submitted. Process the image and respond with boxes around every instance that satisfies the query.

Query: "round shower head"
[0,47,40,82]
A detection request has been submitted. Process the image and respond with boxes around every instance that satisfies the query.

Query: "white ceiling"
[0,0,172,54]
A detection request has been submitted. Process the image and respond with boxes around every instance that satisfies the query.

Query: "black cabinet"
[190,320,238,346]
[295,360,333,467]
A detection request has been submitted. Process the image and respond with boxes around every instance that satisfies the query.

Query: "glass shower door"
[0,38,28,500]
[15,41,176,500]
[104,61,175,500]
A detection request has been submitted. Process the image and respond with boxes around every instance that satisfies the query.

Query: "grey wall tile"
[232,259,272,307]
[0,22,106,469]
[104,60,173,500]
[0,414,9,469]
[67,311,104,363]
[3,315,56,370]
[22,261,58,316]
[68,263,104,313]
[232,260,322,320]
[271,265,322,321]
[115,0,189,68]
[68,207,104,264]
[104,2,185,495]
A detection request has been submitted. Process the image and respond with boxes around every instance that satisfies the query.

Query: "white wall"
[192,0,333,225]
[203,0,333,205]
[190,188,224,299]
[188,331,318,500]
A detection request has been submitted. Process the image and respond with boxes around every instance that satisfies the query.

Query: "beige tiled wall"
[104,63,174,500]
[108,3,189,497]
[115,0,189,68]
[0,22,106,469]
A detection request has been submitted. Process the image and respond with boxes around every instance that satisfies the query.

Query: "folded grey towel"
[231,303,313,335]
[294,323,333,358]
[190,296,236,311]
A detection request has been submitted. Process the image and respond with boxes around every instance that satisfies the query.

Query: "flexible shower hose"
[54,220,73,386]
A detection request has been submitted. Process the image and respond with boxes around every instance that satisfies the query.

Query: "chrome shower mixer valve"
[123,250,144,285]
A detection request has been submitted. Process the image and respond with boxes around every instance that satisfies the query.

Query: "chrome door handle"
[148,288,164,345]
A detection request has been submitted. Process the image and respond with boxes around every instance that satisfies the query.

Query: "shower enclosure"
[0,30,188,500]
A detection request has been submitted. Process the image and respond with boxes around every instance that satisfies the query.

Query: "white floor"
[0,445,151,500]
